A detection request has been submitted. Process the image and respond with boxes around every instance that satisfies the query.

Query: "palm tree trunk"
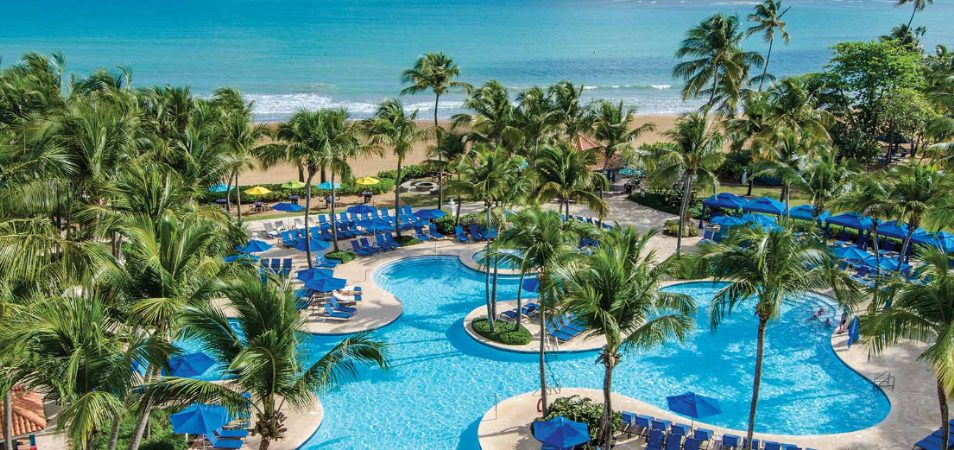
[330,172,340,252]
[2,393,13,450]
[491,257,499,319]
[127,395,154,450]
[538,286,549,416]
[907,4,917,28]
[784,182,791,218]
[304,172,316,268]
[225,174,233,213]
[758,38,774,92]
[601,355,617,448]
[107,411,124,450]
[898,227,916,272]
[298,163,305,183]
[938,376,950,450]
[484,203,495,331]
[515,271,526,329]
[676,173,694,254]
[435,93,445,210]
[870,224,882,307]
[235,172,243,224]
[745,318,768,450]
[395,157,403,237]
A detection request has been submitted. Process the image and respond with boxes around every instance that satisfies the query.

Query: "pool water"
[473,249,522,271]
[185,256,890,449]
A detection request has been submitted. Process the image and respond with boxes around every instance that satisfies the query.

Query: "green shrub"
[92,410,187,450]
[325,251,355,263]
[662,218,698,237]
[377,164,436,181]
[540,395,621,448]
[394,235,422,246]
[434,212,486,235]
[718,149,752,182]
[471,317,532,345]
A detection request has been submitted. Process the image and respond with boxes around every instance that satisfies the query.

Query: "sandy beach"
[240,114,679,185]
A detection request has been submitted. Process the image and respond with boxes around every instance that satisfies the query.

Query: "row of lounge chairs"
[263,206,433,240]
[203,425,249,449]
[455,224,497,242]
[545,315,586,342]
[499,302,539,321]
[625,413,814,450]
[297,287,363,320]
[564,214,614,230]
[259,258,293,277]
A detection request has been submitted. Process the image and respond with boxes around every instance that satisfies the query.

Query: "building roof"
[0,390,47,439]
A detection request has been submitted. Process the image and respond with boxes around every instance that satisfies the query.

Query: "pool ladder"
[874,372,896,389]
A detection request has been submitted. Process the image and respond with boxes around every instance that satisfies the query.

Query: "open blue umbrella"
[316,181,342,190]
[223,254,260,263]
[272,202,305,212]
[235,239,272,253]
[293,238,330,252]
[165,353,216,378]
[831,246,875,263]
[305,277,347,293]
[710,215,746,228]
[532,416,590,449]
[414,209,446,220]
[666,391,722,421]
[208,183,230,193]
[297,267,334,281]
[169,403,229,436]
[347,204,377,214]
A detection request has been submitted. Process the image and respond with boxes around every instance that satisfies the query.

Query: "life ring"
[536,398,544,413]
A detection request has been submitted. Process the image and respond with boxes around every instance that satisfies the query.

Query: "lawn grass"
[716,183,811,205]
[471,317,533,345]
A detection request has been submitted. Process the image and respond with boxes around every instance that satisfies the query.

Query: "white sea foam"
[651,84,671,90]
[247,93,465,121]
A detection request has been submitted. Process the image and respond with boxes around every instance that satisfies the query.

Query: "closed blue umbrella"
[272,202,305,212]
[165,353,216,378]
[293,238,330,252]
[297,267,334,281]
[847,316,860,347]
[414,209,446,220]
[235,240,272,253]
[208,183,230,193]
[347,204,377,214]
[305,277,347,293]
[169,403,229,435]
[223,254,260,263]
[666,391,722,420]
[532,416,590,448]
[316,181,341,190]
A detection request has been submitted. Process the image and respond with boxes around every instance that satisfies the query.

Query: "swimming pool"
[186,256,890,448]
[473,248,522,271]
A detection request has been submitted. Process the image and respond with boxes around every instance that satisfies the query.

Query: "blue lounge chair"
[651,419,671,432]
[315,255,339,268]
[469,224,485,241]
[665,436,681,450]
[281,230,299,247]
[324,303,354,319]
[260,258,269,270]
[338,212,352,225]
[215,428,249,439]
[385,233,402,249]
[208,434,243,449]
[280,258,293,276]
[544,322,576,342]
[454,226,469,242]
[499,308,522,321]
[358,237,380,253]
[270,259,281,273]
[765,442,781,450]
[428,223,445,239]
[485,227,498,239]
[693,428,713,442]
[350,240,373,256]
[722,434,741,449]
[328,296,357,314]
[646,429,665,450]
[414,226,432,241]
[683,437,703,450]
[780,445,801,450]
[318,214,330,226]
[671,423,691,437]
[375,234,396,251]
[744,438,761,450]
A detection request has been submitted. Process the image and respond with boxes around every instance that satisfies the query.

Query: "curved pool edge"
[461,302,607,354]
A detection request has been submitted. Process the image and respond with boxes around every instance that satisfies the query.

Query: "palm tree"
[362,99,427,236]
[561,227,694,447]
[861,247,954,449]
[655,113,725,253]
[746,0,791,91]
[834,176,898,301]
[704,226,859,450]
[515,86,558,153]
[673,14,764,114]
[534,143,608,219]
[751,127,820,216]
[590,100,654,197]
[897,0,933,28]
[497,207,590,415]
[140,272,389,450]
[890,163,949,271]
[452,81,522,148]
[548,81,591,140]
[726,91,772,196]
[270,108,363,259]
[400,52,469,208]
[799,147,855,222]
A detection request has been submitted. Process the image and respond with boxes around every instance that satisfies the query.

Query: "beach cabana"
[742,196,785,216]
[741,213,780,231]
[914,231,954,253]
[875,220,923,240]
[789,204,830,223]
[710,216,746,228]
[825,212,872,232]
[702,193,746,212]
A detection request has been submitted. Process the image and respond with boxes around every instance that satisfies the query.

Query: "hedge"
[325,250,356,263]
[200,178,396,204]
[434,212,487,235]
[471,317,533,345]
[376,163,437,181]
[394,235,422,246]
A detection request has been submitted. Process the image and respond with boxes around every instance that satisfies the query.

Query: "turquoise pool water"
[183,256,889,448]
[473,249,522,271]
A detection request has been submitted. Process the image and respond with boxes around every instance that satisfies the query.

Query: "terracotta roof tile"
[0,391,46,439]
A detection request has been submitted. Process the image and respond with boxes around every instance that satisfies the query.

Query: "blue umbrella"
[347,204,377,214]
[293,238,330,252]
[316,181,341,190]
[710,215,746,228]
[532,416,590,448]
[826,212,873,232]
[223,254,260,263]
[297,267,334,281]
[165,353,216,378]
[414,209,446,220]
[831,246,875,263]
[789,204,830,223]
[235,239,272,253]
[272,202,305,212]
[847,316,860,347]
[305,277,347,293]
[522,278,540,293]
[666,391,722,420]
[169,403,229,436]
[208,183,230,193]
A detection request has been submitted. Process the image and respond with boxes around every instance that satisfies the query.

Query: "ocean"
[3,0,952,121]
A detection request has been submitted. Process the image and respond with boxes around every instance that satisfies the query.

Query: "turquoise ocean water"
[3,0,952,120]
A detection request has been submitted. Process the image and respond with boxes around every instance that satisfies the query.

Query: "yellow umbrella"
[244,186,272,196]
[354,177,380,186]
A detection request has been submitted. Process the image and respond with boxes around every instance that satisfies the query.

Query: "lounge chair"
[780,446,801,450]
[273,220,286,231]
[270,259,281,273]
[646,429,665,450]
[280,258,292,276]
[428,224,445,239]
[318,215,330,226]
[469,224,485,241]
[318,226,335,241]
[693,428,713,442]
[665,436,681,450]
[328,296,357,314]
[671,423,691,437]
[651,419,671,432]
[621,412,651,436]
[915,428,954,450]
[358,237,381,253]
[207,434,243,449]
[721,434,741,449]
[414,226,432,241]
[350,240,373,256]
[333,290,358,304]
[385,233,402,249]
[744,438,761,450]
[544,322,577,342]
[683,437,703,450]
[765,442,781,450]
[375,233,397,251]
[454,226,470,242]
[485,227,498,239]
[263,222,280,238]
[281,230,299,247]
[323,303,354,319]
[499,308,524,322]
[294,218,305,229]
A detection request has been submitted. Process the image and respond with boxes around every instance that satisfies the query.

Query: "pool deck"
[463,301,608,353]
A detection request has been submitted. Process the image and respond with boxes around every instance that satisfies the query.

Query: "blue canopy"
[789,204,830,223]
[297,267,334,281]
[522,278,540,293]
[666,391,722,419]
[305,277,347,293]
[876,220,925,240]
[831,246,875,263]
[532,416,590,448]
[826,212,873,231]
[272,202,305,212]
[702,193,746,211]
[223,254,260,263]
[847,317,860,347]
[914,231,954,253]
[413,209,446,220]
[316,181,341,190]
[347,204,377,214]
[860,256,909,272]
[710,216,746,228]
[235,240,272,253]
[293,238,330,252]
[169,403,229,435]
[165,353,216,378]
[208,183,231,193]
[742,196,786,216]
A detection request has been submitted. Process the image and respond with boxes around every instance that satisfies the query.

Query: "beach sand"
[240,114,679,184]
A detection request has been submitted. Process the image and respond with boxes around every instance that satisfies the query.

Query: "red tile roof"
[0,390,47,439]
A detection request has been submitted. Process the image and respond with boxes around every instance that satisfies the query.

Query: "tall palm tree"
[890,163,949,271]
[834,176,898,301]
[561,227,694,448]
[897,0,933,28]
[751,127,821,215]
[362,99,426,236]
[515,86,558,154]
[655,113,725,253]
[548,81,591,140]
[400,52,469,208]
[746,0,791,91]
[534,143,608,219]
[704,227,859,450]
[673,14,764,114]
[726,91,772,196]
[452,81,522,148]
[590,100,654,196]
[497,207,589,415]
[861,247,954,449]
[798,147,855,222]
[140,272,389,450]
